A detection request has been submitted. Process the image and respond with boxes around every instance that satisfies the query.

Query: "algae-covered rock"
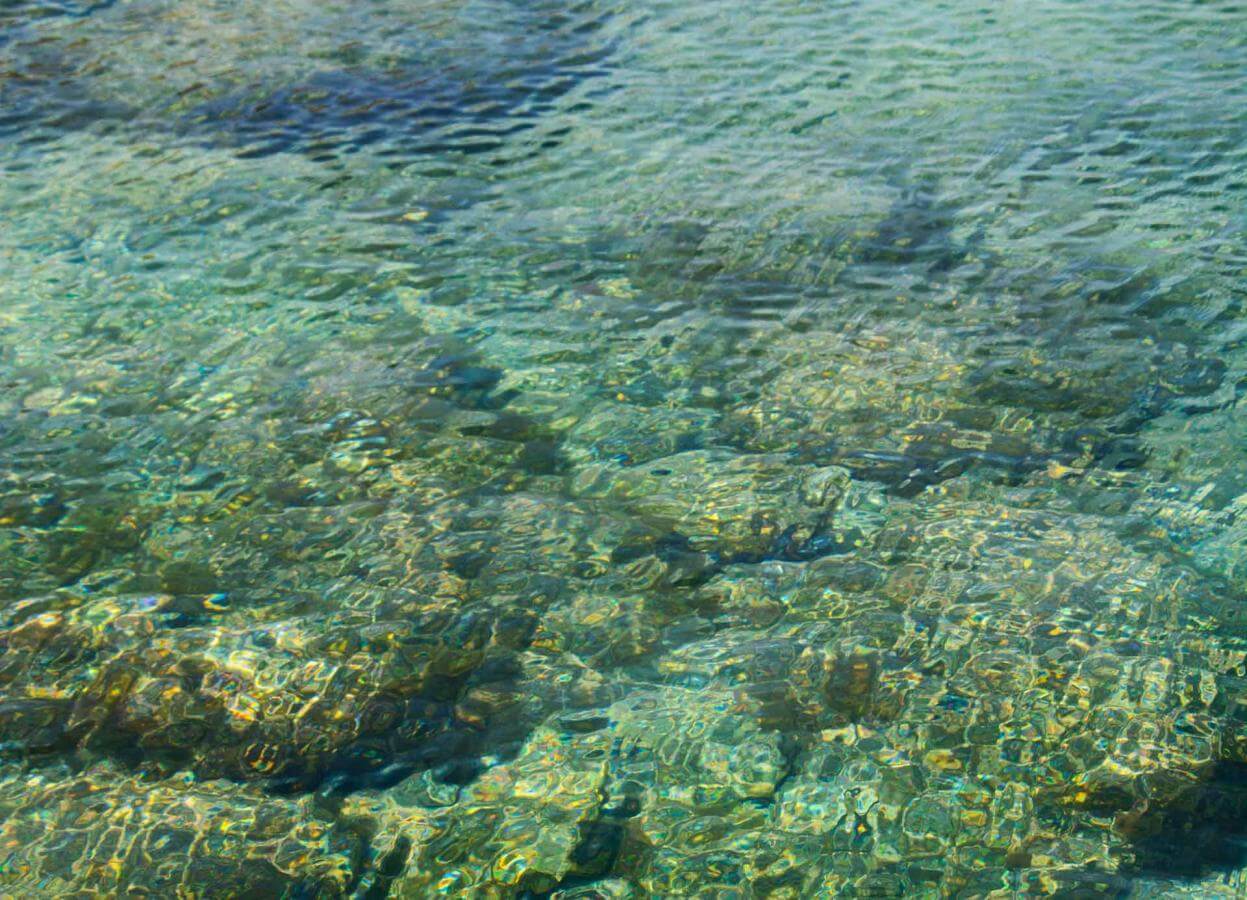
[0,589,532,788]
[368,725,613,897]
[0,762,364,897]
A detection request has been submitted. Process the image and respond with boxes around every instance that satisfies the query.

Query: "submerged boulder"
[0,590,532,789]
[0,761,364,897]
[347,724,614,897]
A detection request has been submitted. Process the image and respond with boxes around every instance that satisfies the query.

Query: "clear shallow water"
[1,0,1247,895]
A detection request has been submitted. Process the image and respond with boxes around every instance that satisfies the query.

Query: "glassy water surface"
[2,0,1247,895]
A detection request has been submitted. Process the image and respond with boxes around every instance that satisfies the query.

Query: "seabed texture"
[2,0,1247,896]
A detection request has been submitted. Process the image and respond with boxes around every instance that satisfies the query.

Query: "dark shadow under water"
[0,0,615,164]
[1122,760,1247,881]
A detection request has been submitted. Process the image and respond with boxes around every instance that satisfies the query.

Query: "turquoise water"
[1,0,1247,895]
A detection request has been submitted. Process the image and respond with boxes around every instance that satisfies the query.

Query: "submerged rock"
[0,761,364,897]
[345,724,614,897]
[571,450,850,558]
[0,590,533,789]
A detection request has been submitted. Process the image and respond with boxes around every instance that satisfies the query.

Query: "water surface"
[1,0,1247,896]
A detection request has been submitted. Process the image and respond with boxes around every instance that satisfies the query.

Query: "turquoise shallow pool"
[1,0,1247,895]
